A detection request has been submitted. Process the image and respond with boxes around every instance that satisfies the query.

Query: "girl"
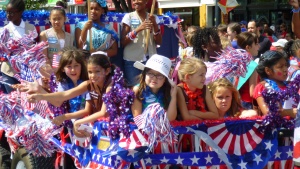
[284,39,300,81]
[75,0,118,56]
[121,0,162,87]
[131,54,177,121]
[208,78,257,118]
[192,27,222,62]
[236,32,260,109]
[40,1,74,66]
[227,22,241,49]
[27,53,114,135]
[177,57,219,120]
[1,0,37,93]
[253,50,296,117]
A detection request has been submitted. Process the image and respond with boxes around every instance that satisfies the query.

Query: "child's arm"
[166,86,177,121]
[52,101,92,126]
[131,86,143,117]
[27,81,89,107]
[177,87,202,120]
[249,71,258,98]
[189,86,219,119]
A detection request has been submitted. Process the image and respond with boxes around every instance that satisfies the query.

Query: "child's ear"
[184,74,190,81]
[105,67,111,76]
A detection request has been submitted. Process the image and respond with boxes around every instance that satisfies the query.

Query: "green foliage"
[24,0,48,10]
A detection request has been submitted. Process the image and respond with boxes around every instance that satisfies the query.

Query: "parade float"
[0,10,298,169]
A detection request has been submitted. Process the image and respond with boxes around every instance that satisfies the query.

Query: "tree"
[24,0,48,10]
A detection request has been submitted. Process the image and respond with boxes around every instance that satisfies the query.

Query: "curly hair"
[208,78,242,117]
[256,50,289,79]
[192,27,220,60]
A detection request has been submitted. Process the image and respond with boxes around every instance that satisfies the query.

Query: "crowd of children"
[1,0,300,168]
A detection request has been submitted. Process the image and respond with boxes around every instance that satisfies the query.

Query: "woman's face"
[6,4,22,23]
[227,27,236,41]
[50,10,66,30]
[213,86,232,117]
[247,41,260,57]
[90,2,104,21]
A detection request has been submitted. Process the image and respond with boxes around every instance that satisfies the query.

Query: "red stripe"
[35,26,40,42]
[240,134,246,155]
[217,130,231,149]
[245,130,257,150]
[45,25,51,30]
[65,24,71,33]
[285,159,293,169]
[160,25,164,35]
[273,160,280,169]
[209,127,227,140]
[113,22,118,33]
[228,134,236,155]
[252,125,264,139]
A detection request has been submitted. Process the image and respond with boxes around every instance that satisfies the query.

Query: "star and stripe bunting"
[50,120,294,169]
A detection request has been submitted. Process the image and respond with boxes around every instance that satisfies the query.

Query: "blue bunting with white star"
[50,119,293,169]
[0,10,179,27]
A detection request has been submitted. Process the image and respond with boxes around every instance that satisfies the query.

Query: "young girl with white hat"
[131,54,177,121]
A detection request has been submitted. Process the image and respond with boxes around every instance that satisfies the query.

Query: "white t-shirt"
[4,20,37,38]
[121,12,160,28]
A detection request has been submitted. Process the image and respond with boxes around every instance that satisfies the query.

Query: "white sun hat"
[134,54,175,86]
[272,39,288,48]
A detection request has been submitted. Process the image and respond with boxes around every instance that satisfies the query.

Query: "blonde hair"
[220,36,232,49]
[178,57,206,81]
[208,78,242,117]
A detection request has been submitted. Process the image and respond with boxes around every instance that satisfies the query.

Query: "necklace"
[92,22,119,41]
[183,82,206,112]
[264,78,287,92]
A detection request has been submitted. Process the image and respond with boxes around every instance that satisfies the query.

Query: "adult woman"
[121,0,162,87]
[1,0,37,93]
[227,22,241,49]
[75,0,118,56]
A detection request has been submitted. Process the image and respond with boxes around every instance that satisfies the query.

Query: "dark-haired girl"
[75,0,117,56]
[192,27,222,62]
[40,1,73,66]
[253,50,296,117]
[1,0,37,93]
[28,53,115,136]
[227,22,241,49]
[284,39,300,81]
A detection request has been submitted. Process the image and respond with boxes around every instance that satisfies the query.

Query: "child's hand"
[24,79,41,94]
[73,121,91,138]
[52,115,65,126]
[27,94,41,103]
[83,20,93,31]
[239,109,258,118]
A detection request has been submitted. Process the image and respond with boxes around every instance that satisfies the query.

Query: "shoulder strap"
[177,84,188,103]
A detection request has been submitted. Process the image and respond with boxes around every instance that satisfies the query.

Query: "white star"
[127,149,137,158]
[190,155,200,165]
[89,144,93,151]
[83,151,86,159]
[105,16,110,21]
[44,18,50,24]
[272,129,277,135]
[96,153,101,161]
[102,157,107,163]
[75,17,80,23]
[108,157,112,165]
[92,153,96,159]
[34,19,39,25]
[160,156,169,163]
[65,17,70,23]
[94,126,99,136]
[253,154,263,165]
[145,157,152,164]
[4,19,8,25]
[134,162,139,166]
[160,18,165,24]
[74,148,80,157]
[274,150,281,159]
[286,148,293,157]
[112,15,118,21]
[175,156,184,165]
[238,159,247,169]
[265,141,274,150]
[205,154,213,164]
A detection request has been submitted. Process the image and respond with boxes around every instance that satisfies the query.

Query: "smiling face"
[90,2,104,21]
[145,69,166,93]
[186,67,206,90]
[213,86,232,117]
[87,63,109,85]
[50,10,66,30]
[64,59,81,84]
